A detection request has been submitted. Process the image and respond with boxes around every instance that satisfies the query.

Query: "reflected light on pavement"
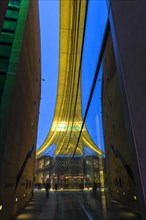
[101,190,107,218]
[25,206,35,210]
[16,213,34,219]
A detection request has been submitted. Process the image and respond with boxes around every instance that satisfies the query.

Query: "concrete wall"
[107,1,146,219]
[0,0,41,219]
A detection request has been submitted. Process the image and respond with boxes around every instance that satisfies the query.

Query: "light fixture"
[134,195,137,200]
[15,197,18,202]
[123,192,125,195]
[0,205,2,211]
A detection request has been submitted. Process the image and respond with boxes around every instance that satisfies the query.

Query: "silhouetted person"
[55,183,58,192]
[93,182,97,194]
[66,183,68,189]
[79,183,84,191]
[38,183,42,190]
[97,181,101,189]
[45,182,50,198]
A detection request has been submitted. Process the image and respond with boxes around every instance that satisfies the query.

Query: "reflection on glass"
[82,0,108,152]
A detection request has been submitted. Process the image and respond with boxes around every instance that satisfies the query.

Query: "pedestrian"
[97,181,101,189]
[93,182,97,194]
[55,183,58,192]
[38,183,42,190]
[45,182,50,198]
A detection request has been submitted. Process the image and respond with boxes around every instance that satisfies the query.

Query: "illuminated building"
[35,155,103,189]
[36,0,103,157]
[0,0,145,219]
[36,0,104,193]
[0,0,41,219]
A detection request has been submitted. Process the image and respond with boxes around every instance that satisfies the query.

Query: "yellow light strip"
[36,132,55,156]
[36,0,103,157]
[82,136,103,155]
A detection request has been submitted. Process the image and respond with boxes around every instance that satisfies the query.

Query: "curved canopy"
[36,0,103,157]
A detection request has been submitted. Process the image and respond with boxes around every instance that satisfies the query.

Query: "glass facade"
[35,155,101,189]
[81,0,108,152]
[0,0,21,101]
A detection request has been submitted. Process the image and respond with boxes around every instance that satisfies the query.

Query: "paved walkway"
[14,189,141,220]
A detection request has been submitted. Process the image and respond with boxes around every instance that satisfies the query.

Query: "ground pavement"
[14,188,141,220]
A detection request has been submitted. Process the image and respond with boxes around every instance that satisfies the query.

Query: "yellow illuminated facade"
[36,0,103,157]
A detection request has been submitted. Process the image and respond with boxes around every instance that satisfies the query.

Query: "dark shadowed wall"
[105,1,146,219]
[0,0,9,32]
[0,0,41,219]
[102,33,138,211]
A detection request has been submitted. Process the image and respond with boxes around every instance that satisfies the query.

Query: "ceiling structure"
[36,0,103,158]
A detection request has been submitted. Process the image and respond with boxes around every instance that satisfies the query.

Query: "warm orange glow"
[16,214,35,219]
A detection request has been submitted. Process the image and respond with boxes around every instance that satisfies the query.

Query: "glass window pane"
[0,45,12,58]
[0,59,9,72]
[9,0,21,7]
[81,0,108,152]
[3,20,17,32]
[0,32,14,44]
[6,9,19,20]
[0,75,6,90]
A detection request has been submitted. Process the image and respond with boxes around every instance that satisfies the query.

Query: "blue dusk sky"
[37,0,108,153]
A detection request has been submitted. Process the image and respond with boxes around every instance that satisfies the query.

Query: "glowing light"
[123,192,125,195]
[0,205,3,211]
[82,137,102,154]
[23,194,25,197]
[36,0,104,157]
[99,170,104,188]
[29,201,38,204]
[25,206,34,210]
[16,213,34,219]
[15,197,18,202]
[51,121,85,131]
[134,195,137,200]
[36,131,56,156]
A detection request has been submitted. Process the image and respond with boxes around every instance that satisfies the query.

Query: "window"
[0,59,9,73]
[0,45,12,58]
[2,20,17,32]
[6,9,19,20]
[0,75,6,90]
[9,0,21,8]
[0,32,14,45]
